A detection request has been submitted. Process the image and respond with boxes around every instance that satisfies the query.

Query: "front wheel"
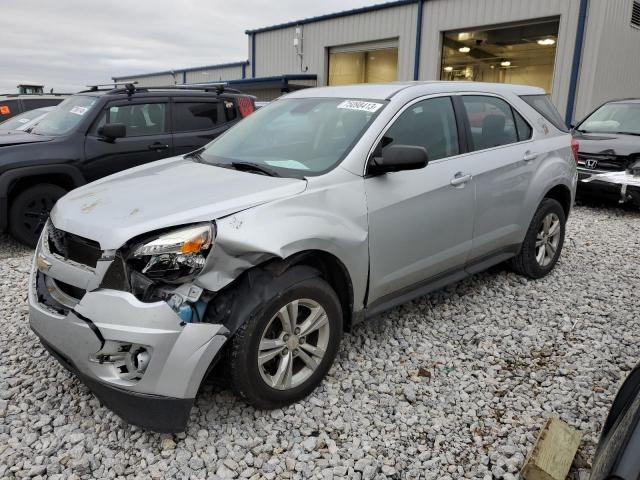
[510,198,566,279]
[229,276,343,409]
[9,184,67,247]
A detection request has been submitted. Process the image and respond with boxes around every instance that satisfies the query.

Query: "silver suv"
[29,82,577,432]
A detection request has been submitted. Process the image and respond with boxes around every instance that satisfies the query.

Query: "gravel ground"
[0,204,639,480]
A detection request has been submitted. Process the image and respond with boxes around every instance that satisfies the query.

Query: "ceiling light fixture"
[500,60,511,67]
[444,66,454,72]
[537,38,556,46]
[458,46,471,53]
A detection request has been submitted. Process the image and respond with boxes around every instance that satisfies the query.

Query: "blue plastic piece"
[177,304,193,323]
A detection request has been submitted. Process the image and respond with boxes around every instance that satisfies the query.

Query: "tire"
[229,275,343,409]
[9,184,67,248]
[511,198,566,279]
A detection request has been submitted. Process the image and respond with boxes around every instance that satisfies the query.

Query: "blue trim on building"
[112,61,249,81]
[241,63,246,79]
[565,0,589,124]
[245,0,418,34]
[413,0,424,80]
[251,34,256,78]
[227,74,317,88]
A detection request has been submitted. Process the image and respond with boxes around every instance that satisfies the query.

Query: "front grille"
[48,224,102,268]
[577,153,629,173]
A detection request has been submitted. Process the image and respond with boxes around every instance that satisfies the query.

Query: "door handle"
[148,142,169,151]
[450,172,472,186]
[523,151,538,162]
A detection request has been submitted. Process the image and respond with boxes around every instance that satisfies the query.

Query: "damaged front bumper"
[578,168,640,205]
[28,225,229,432]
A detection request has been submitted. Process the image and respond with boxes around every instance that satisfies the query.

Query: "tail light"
[237,96,255,118]
[571,138,579,163]
[0,105,10,115]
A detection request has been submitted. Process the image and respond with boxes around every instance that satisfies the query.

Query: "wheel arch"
[0,165,86,231]
[543,183,572,218]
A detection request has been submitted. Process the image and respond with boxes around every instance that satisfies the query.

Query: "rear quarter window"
[520,95,568,132]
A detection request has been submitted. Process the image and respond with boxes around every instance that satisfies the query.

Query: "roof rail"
[107,84,245,95]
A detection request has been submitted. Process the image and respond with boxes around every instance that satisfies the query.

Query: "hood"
[574,131,640,157]
[51,156,307,249]
[0,130,55,146]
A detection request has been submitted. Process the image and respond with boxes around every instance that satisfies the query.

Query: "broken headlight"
[129,223,214,282]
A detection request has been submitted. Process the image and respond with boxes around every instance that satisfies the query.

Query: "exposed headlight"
[130,223,214,282]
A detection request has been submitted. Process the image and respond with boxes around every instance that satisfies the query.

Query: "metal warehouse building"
[113,0,640,123]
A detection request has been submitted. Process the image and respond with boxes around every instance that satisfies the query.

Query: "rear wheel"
[9,184,66,247]
[229,276,342,409]
[511,198,566,279]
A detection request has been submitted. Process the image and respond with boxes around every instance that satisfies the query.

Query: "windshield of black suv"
[30,95,98,136]
[198,97,385,176]
[578,102,640,135]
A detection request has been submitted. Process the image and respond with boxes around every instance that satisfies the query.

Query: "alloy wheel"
[257,299,330,390]
[535,212,561,267]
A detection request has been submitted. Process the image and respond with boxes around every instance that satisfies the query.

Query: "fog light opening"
[133,348,150,374]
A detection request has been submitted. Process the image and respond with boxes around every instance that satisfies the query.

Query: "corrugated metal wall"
[575,0,640,120]
[419,0,582,117]
[185,65,245,84]
[116,73,177,87]
[252,2,418,86]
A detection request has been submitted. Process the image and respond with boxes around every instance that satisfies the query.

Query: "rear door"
[455,94,536,264]
[83,98,172,181]
[171,97,239,155]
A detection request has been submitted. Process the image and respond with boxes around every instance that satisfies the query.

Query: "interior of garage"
[440,19,560,93]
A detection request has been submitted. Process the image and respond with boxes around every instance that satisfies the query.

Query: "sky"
[1,0,378,94]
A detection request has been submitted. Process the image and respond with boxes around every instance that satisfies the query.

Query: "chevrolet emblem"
[36,254,52,272]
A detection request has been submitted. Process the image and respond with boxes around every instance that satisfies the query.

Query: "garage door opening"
[328,42,398,86]
[440,19,559,93]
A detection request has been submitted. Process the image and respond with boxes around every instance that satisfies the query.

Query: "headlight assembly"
[129,223,214,282]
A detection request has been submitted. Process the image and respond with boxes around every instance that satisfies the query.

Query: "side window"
[92,103,167,137]
[172,102,225,132]
[513,109,533,141]
[382,96,459,161]
[461,96,519,151]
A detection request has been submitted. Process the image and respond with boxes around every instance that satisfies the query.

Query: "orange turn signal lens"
[180,233,208,254]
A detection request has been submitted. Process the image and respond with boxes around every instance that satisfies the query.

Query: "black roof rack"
[101,83,244,96]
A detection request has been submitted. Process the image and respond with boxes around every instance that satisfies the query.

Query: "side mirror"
[369,144,428,175]
[98,123,126,141]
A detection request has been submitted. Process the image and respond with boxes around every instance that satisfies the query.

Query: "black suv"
[0,85,255,246]
[0,94,68,122]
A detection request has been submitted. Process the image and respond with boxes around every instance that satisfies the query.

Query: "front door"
[83,99,172,182]
[365,96,476,303]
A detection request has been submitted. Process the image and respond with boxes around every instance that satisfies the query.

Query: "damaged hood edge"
[50,157,308,250]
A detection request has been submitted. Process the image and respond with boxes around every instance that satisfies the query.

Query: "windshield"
[578,102,640,135]
[199,97,385,176]
[0,108,46,130]
[31,95,98,136]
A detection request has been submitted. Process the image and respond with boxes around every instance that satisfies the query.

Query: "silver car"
[28,82,577,431]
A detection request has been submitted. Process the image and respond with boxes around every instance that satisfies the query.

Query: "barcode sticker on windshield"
[337,100,383,113]
[70,106,88,116]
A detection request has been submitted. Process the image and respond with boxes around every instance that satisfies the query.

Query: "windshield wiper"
[230,162,280,177]
[613,131,640,137]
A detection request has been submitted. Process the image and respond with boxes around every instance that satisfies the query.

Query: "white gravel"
[0,204,639,480]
